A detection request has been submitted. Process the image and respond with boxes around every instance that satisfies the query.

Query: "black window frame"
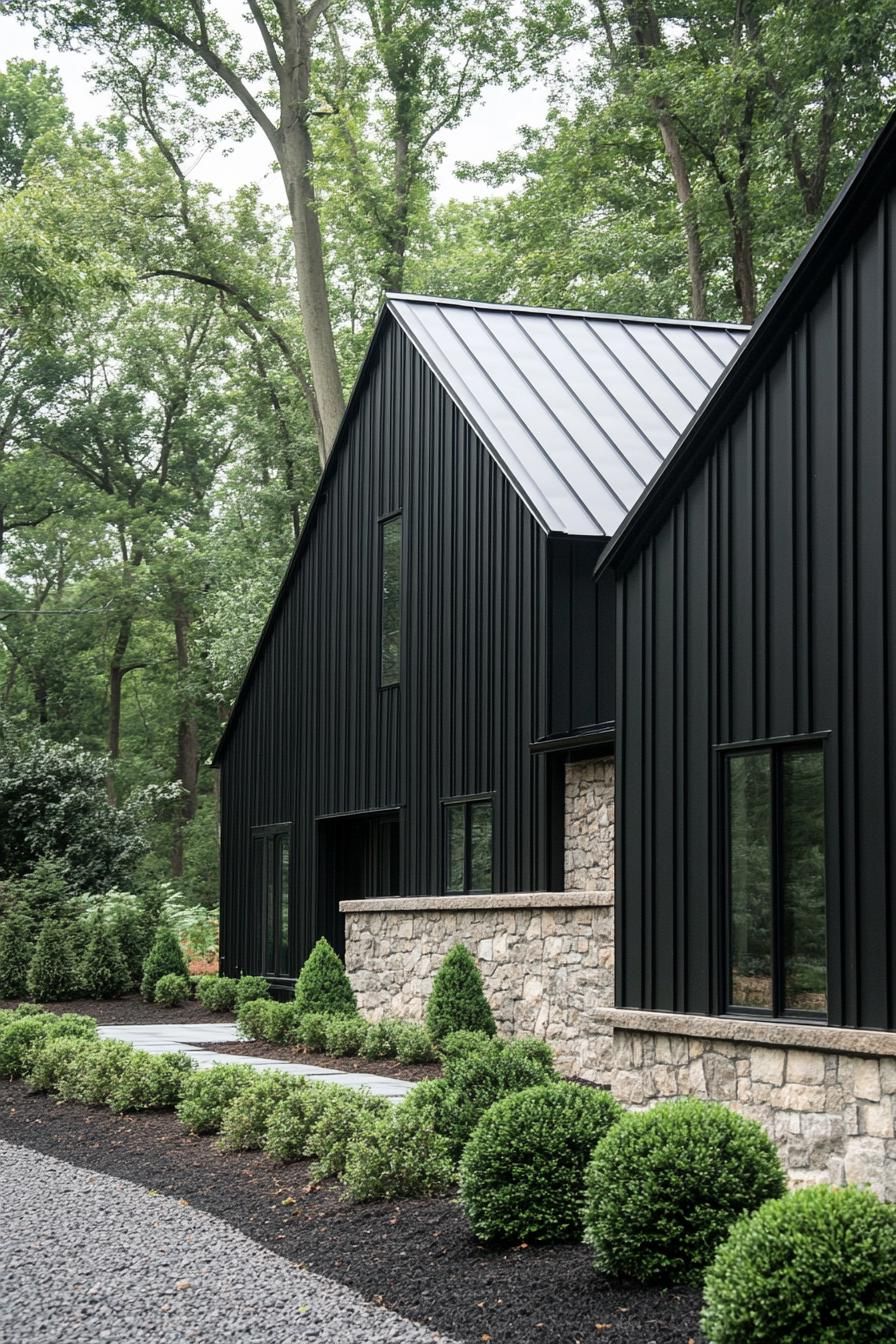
[251,822,291,978]
[441,794,494,895]
[718,733,829,1023]
[379,511,402,688]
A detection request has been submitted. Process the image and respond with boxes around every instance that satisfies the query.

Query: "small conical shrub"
[0,910,33,999]
[113,905,150,988]
[293,938,357,1017]
[425,943,496,1040]
[27,918,80,1002]
[140,924,189,1002]
[80,918,131,999]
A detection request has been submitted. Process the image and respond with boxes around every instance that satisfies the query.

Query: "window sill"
[595,1006,896,1058]
[339,890,613,913]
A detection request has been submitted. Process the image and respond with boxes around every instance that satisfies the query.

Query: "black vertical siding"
[617,183,896,1031]
[217,321,553,976]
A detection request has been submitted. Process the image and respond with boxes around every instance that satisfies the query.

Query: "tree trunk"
[655,111,708,320]
[171,604,200,878]
[107,616,133,804]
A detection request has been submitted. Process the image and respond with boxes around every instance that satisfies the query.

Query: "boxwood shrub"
[459,1082,623,1243]
[218,1072,306,1151]
[154,973,190,1007]
[196,975,239,1013]
[701,1184,896,1344]
[235,976,270,1007]
[262,1080,332,1161]
[57,1039,137,1105]
[440,1039,556,1157]
[25,1035,88,1093]
[236,997,271,1041]
[108,1050,195,1112]
[324,1015,367,1057]
[394,1024,437,1065]
[425,944,495,1041]
[361,1018,404,1060]
[437,1029,494,1063]
[141,925,189,1002]
[293,938,357,1018]
[176,1064,257,1134]
[0,1012,96,1079]
[309,1088,391,1179]
[296,1010,333,1052]
[583,1098,786,1284]
[341,1108,455,1201]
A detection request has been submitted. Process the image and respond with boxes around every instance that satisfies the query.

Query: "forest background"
[1,0,895,908]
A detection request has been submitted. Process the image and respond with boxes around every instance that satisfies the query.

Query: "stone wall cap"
[339,890,614,914]
[598,1007,896,1058]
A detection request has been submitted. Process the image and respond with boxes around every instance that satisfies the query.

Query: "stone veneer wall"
[341,892,615,1082]
[603,1012,896,1199]
[565,757,614,891]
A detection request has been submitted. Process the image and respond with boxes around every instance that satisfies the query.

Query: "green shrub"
[459,1082,623,1243]
[0,909,33,999]
[188,974,203,998]
[324,1015,367,1056]
[437,1029,496,1062]
[262,1080,332,1161]
[196,975,238,1013]
[296,1010,334,1052]
[80,919,132,999]
[425,944,495,1041]
[341,1108,455,1201]
[293,938,357,1018]
[395,1023,438,1064]
[108,1050,195,1112]
[235,975,270,1007]
[235,997,271,1041]
[9,1003,49,1017]
[0,1011,96,1079]
[701,1184,896,1344]
[153,973,190,1007]
[25,1035,87,1093]
[361,1018,404,1060]
[441,1039,555,1157]
[398,1078,452,1136]
[57,1039,136,1105]
[509,1037,555,1070]
[111,903,149,988]
[140,925,189,1002]
[218,1072,305,1151]
[176,1064,258,1134]
[27,918,80,1001]
[309,1088,391,1179]
[583,1098,786,1285]
[259,1001,298,1044]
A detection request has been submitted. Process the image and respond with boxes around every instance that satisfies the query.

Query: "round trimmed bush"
[218,1072,305,1152]
[235,975,270,1007]
[57,1039,136,1105]
[341,1107,455,1201]
[296,1010,334,1052]
[25,1035,87,1093]
[153,973,190,1008]
[176,1064,257,1134]
[361,1018,403,1060]
[323,1015,367,1056]
[583,1098,786,1285]
[257,1000,298,1044]
[107,1050,195,1112]
[459,1082,623,1243]
[701,1184,896,1344]
[293,938,357,1018]
[398,1078,451,1136]
[263,1081,331,1161]
[309,1088,391,1179]
[236,996,271,1041]
[437,1029,494,1062]
[196,975,238,1013]
[441,1038,556,1157]
[141,925,189,1002]
[395,1024,437,1065]
[0,1011,96,1079]
[425,944,495,1041]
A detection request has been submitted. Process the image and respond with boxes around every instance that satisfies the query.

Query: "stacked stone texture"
[612,1028,896,1199]
[565,758,614,890]
[345,900,615,1082]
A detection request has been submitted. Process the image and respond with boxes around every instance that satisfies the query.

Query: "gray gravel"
[0,1140,458,1344]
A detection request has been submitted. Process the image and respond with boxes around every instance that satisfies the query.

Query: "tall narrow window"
[380,515,401,686]
[443,797,493,894]
[252,824,291,977]
[725,742,826,1018]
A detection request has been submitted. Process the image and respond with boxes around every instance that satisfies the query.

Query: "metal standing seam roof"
[387,295,748,537]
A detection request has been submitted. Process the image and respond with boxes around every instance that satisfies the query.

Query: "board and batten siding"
[218,320,555,978]
[617,181,896,1032]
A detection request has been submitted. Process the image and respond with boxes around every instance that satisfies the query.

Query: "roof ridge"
[385,292,749,331]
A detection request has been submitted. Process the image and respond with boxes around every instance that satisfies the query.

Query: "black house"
[599,110,896,1037]
[213,296,744,984]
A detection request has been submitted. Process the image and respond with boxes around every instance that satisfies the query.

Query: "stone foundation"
[565,757,614,891]
[341,892,615,1082]
[602,1011,896,1198]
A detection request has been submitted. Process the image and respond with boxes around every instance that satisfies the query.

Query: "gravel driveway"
[0,1139,457,1344]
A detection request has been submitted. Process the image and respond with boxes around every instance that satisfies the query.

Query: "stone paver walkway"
[97,1023,414,1100]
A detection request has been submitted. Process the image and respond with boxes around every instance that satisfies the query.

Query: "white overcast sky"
[0,8,549,206]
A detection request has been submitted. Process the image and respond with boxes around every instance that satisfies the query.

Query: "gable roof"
[596,106,896,579]
[213,295,745,765]
[389,296,746,536]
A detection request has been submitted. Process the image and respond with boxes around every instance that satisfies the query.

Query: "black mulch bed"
[0,994,235,1026]
[0,1082,705,1344]
[206,1038,442,1083]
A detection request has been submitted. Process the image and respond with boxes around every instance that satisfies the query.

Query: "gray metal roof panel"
[387,295,747,536]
